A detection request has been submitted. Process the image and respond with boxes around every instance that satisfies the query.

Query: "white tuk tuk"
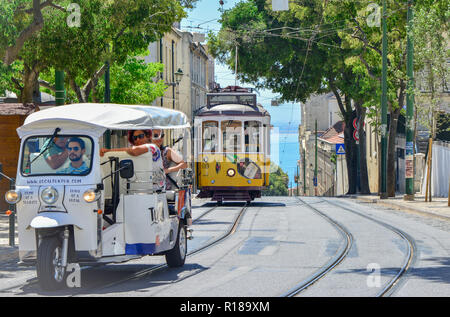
[5,103,193,290]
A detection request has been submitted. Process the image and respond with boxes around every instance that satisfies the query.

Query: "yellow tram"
[194,86,271,203]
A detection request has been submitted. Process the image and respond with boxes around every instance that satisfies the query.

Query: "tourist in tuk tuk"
[150,129,187,190]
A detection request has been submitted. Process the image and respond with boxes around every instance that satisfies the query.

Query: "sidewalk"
[0,213,18,262]
[347,194,450,220]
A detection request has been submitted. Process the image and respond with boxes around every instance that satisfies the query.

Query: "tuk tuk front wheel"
[165,221,187,267]
[36,236,67,291]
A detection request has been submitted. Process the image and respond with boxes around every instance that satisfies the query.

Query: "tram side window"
[221,120,242,153]
[202,121,219,153]
[245,121,261,153]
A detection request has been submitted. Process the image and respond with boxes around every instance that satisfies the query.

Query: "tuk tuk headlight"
[41,187,59,204]
[83,189,100,203]
[5,190,21,204]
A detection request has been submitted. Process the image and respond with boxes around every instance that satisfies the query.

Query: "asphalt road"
[1,196,450,297]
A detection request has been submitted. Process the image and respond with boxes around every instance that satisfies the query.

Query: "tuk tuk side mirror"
[119,160,134,179]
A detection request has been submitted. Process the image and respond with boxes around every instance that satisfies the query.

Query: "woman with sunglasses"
[99,129,160,158]
[150,129,187,190]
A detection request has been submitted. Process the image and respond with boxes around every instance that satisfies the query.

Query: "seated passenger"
[150,129,187,190]
[43,136,69,169]
[57,137,89,175]
[100,129,160,158]
[100,129,164,187]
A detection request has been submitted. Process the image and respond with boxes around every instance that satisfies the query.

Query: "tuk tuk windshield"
[21,135,93,176]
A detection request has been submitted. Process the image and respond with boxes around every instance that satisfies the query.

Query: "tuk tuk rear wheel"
[36,236,67,291]
[165,221,187,267]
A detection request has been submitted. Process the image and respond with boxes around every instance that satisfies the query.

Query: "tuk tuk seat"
[100,150,164,199]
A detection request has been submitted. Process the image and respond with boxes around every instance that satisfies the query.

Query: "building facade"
[298,93,344,196]
[144,26,215,164]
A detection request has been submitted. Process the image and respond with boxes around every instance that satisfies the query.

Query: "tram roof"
[195,103,270,117]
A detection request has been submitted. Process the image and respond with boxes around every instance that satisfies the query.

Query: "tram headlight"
[5,190,21,204]
[83,189,100,203]
[41,187,58,204]
[227,168,236,177]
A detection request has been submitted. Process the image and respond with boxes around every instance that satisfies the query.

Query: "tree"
[262,164,289,196]
[0,0,65,66]
[208,0,371,194]
[93,57,167,104]
[337,0,448,196]
[413,1,449,139]
[1,0,193,103]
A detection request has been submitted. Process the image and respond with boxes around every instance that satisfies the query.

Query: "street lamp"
[174,68,184,85]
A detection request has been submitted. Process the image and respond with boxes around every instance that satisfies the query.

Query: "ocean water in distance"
[271,128,300,186]
[265,102,301,187]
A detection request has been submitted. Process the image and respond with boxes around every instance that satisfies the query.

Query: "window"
[221,120,242,153]
[202,121,219,153]
[21,135,93,176]
[244,121,261,153]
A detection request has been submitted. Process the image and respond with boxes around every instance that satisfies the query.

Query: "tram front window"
[245,121,261,153]
[221,121,242,153]
[202,121,218,153]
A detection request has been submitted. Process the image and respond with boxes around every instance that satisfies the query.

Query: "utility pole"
[314,119,318,196]
[55,70,65,106]
[380,0,388,199]
[303,147,306,195]
[404,0,415,201]
[104,60,111,149]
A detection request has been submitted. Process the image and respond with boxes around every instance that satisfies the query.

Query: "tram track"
[281,197,353,297]
[67,202,249,296]
[283,197,416,297]
[323,198,417,297]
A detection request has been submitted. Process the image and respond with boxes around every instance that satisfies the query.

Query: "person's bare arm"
[164,148,187,174]
[100,145,149,157]
[45,150,69,169]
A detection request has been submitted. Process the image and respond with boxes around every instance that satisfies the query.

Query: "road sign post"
[380,0,388,199]
[314,120,318,196]
[404,0,415,201]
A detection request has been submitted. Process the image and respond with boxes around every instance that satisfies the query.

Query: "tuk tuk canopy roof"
[17,103,190,137]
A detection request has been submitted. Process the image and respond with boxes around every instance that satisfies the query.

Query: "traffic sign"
[335,143,346,155]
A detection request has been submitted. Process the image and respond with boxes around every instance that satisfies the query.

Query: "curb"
[347,195,450,221]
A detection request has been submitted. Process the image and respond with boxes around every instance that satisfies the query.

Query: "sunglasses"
[67,146,80,152]
[132,133,146,141]
[152,133,165,139]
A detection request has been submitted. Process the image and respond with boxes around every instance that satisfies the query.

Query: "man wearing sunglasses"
[58,137,89,175]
